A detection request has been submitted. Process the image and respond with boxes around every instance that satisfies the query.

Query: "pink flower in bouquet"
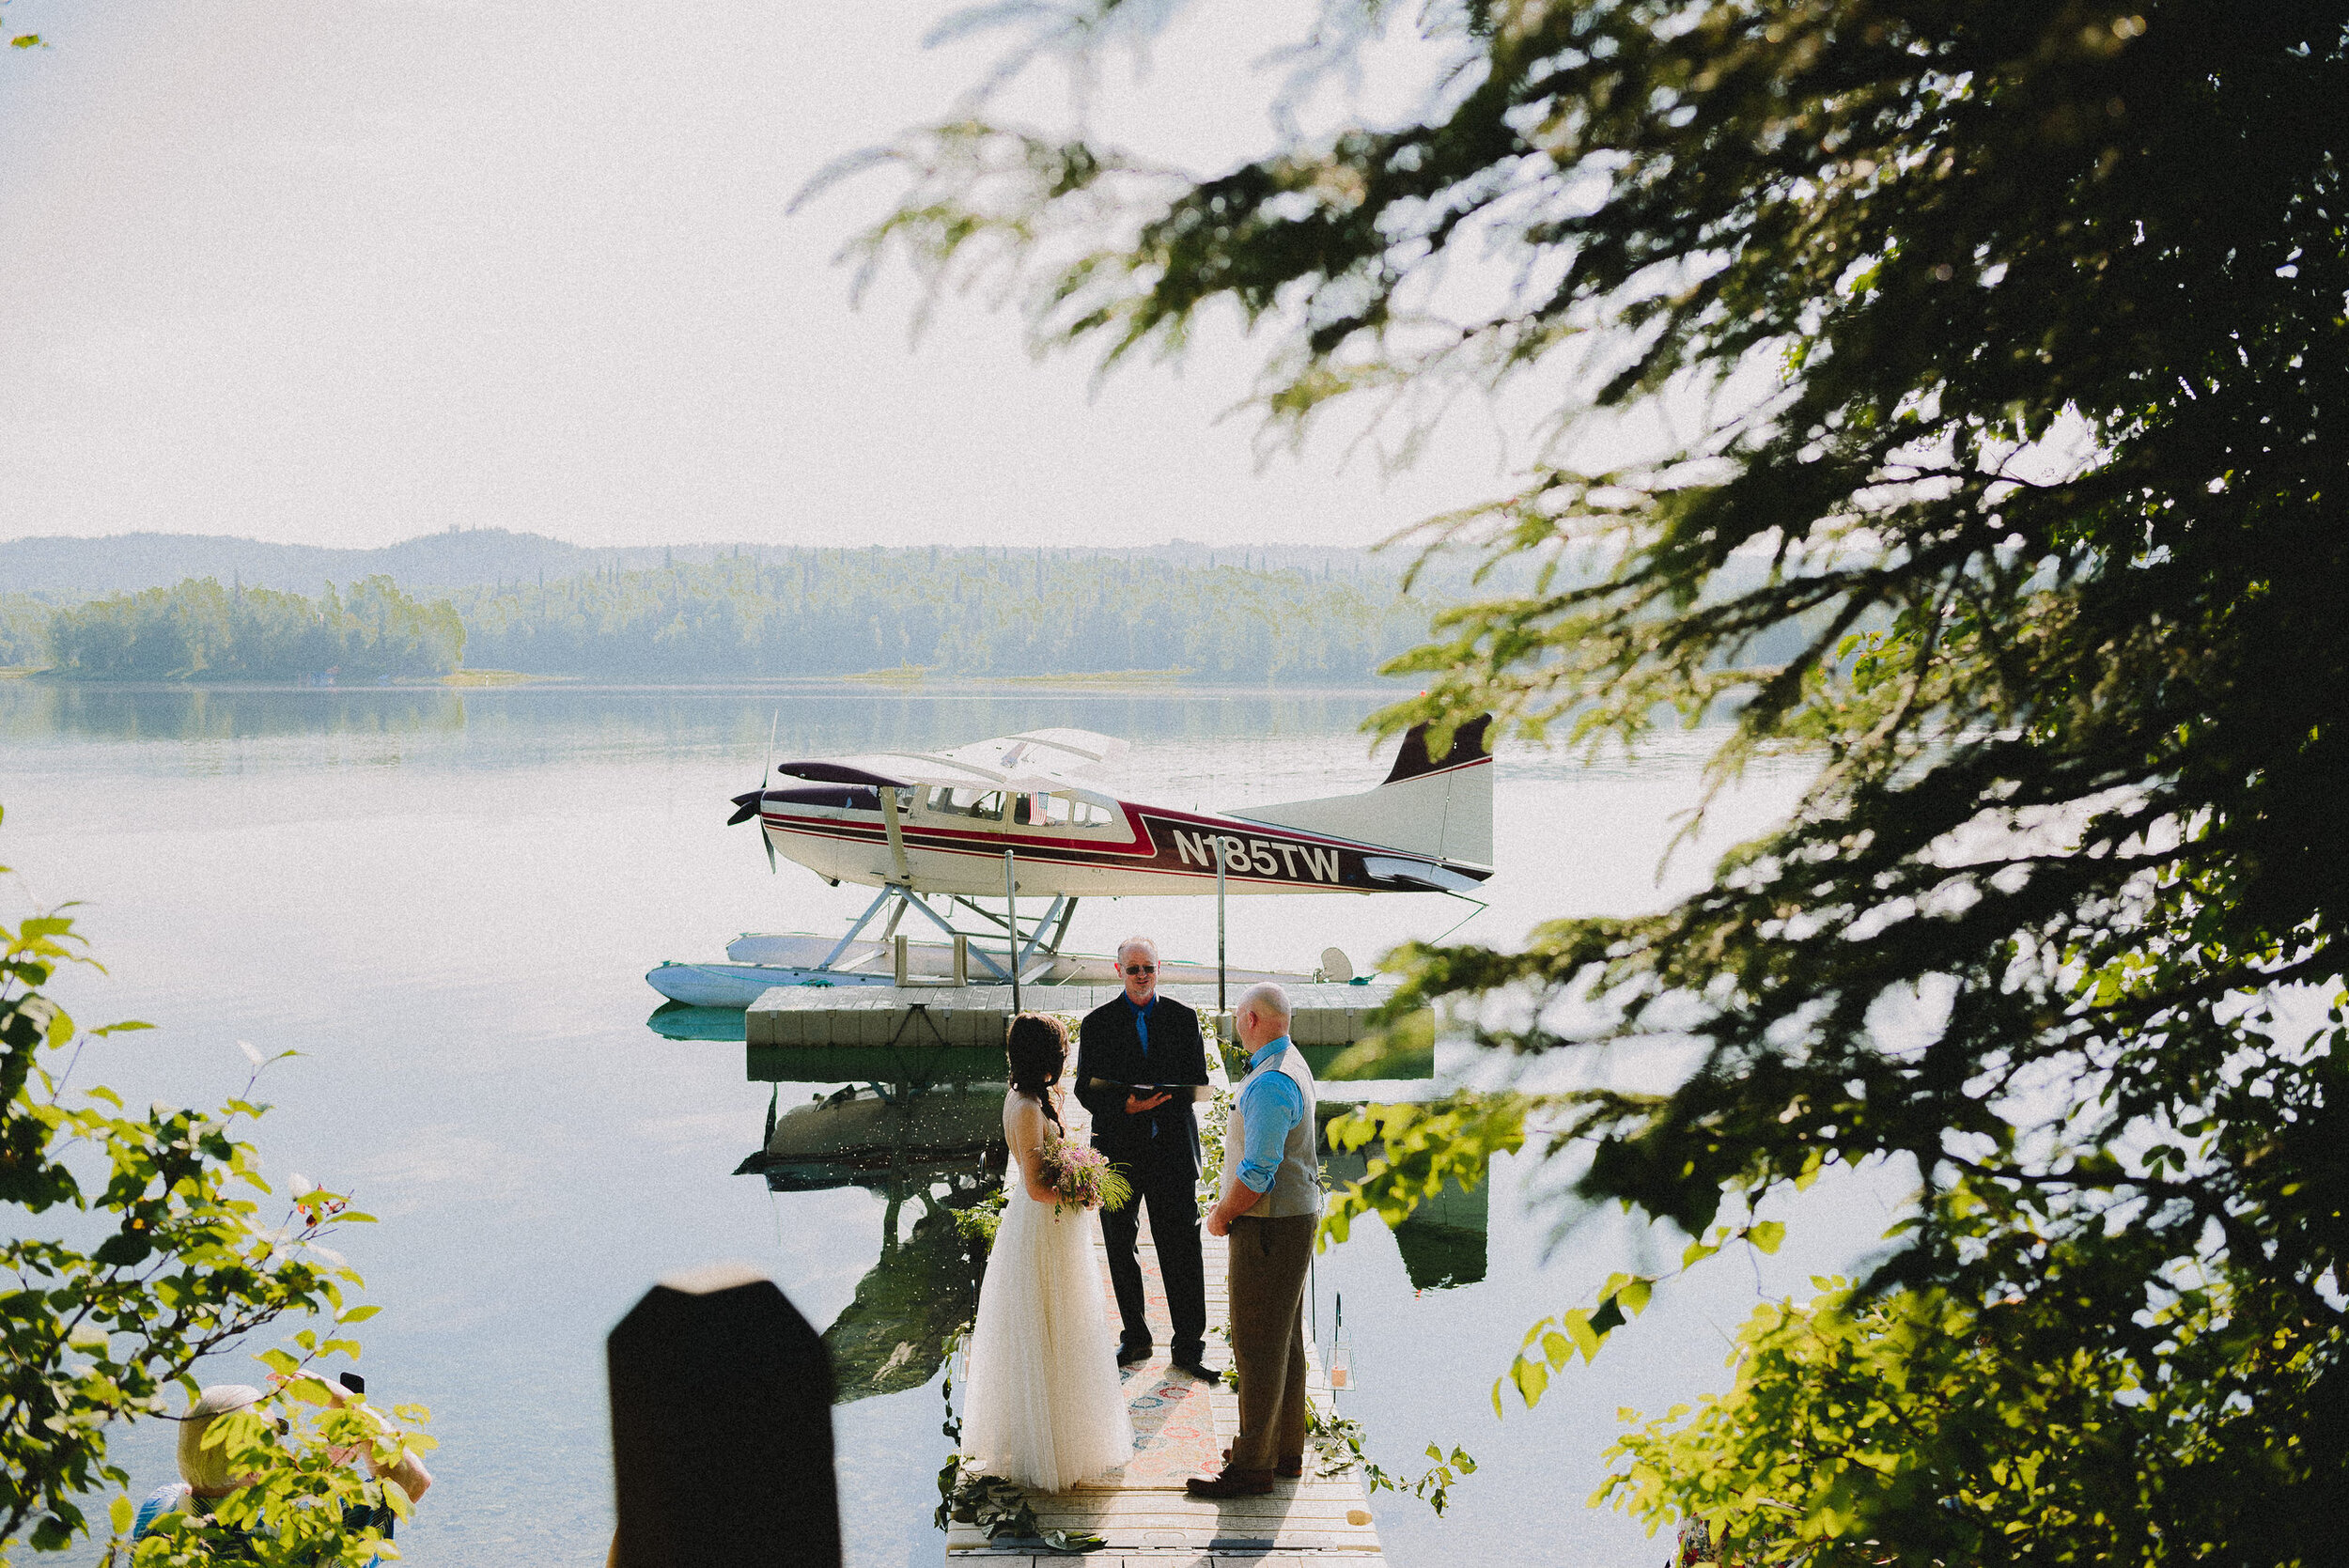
[1038,1135,1133,1213]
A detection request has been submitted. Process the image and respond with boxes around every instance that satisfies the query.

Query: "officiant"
[1074,935,1219,1383]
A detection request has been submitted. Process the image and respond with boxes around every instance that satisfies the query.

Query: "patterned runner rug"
[1079,1233,1222,1490]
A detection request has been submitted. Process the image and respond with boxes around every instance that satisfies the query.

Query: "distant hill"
[0,527,1813,679]
[0,527,1537,601]
[0,529,738,598]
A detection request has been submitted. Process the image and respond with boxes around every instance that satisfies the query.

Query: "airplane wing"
[772,728,1128,798]
[937,728,1128,777]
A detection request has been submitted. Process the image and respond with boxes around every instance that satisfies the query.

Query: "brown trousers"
[1225,1212,1316,1471]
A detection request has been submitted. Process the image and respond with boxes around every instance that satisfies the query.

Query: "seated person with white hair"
[133,1378,432,1553]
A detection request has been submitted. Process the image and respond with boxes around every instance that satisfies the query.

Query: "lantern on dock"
[1328,1294,1355,1390]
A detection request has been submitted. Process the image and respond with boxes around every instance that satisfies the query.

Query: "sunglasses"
[1123,964,1158,975]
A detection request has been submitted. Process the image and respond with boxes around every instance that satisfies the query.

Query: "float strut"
[1216,848,1228,1014]
[1004,850,1020,1014]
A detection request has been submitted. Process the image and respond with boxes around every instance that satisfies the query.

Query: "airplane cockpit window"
[1021,794,1074,827]
[1018,794,1114,831]
[938,787,1007,819]
[919,785,1104,827]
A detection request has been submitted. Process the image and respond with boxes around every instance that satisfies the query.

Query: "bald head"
[1235,983,1291,1049]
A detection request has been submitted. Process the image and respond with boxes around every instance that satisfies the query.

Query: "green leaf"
[1747,1221,1786,1255]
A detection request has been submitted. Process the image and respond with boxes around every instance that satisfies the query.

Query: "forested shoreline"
[42,577,465,681]
[11,549,1438,684]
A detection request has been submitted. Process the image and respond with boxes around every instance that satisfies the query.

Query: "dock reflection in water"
[736,1035,1011,1405]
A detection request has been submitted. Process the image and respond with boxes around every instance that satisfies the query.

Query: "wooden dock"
[945,1211,1384,1563]
[748,984,1408,1069]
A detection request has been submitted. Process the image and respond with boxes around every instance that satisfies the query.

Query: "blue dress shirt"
[1234,1036,1306,1194]
[1128,994,1156,1139]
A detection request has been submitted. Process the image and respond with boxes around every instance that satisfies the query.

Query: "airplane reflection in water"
[736,1073,1004,1405]
[723,1034,1492,1405]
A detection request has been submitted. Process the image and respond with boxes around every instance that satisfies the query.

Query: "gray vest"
[1222,1040,1320,1219]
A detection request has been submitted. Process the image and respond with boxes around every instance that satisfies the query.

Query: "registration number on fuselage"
[1162,827,1343,885]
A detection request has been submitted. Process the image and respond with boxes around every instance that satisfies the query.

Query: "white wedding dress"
[960,1090,1134,1492]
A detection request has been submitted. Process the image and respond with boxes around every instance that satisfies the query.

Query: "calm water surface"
[1,682,1900,1566]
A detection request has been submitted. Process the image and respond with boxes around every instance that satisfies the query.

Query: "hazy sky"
[0,0,1532,551]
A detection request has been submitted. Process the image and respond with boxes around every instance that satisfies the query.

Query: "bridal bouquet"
[1038,1135,1132,1213]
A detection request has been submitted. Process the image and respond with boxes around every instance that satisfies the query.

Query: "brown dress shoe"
[1187,1468,1276,1498]
[1221,1445,1303,1479]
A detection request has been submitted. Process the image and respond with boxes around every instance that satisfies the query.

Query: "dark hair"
[1004,1014,1068,1129]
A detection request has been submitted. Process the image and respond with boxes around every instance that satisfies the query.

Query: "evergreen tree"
[849,2,2348,1559]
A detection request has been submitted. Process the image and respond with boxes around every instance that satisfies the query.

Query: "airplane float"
[645,715,1492,1007]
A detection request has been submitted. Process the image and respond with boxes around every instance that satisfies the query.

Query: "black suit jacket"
[1074,994,1208,1177]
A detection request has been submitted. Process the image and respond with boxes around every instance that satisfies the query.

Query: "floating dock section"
[746,983,1410,1073]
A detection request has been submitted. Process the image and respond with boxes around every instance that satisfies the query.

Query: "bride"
[960,1013,1134,1491]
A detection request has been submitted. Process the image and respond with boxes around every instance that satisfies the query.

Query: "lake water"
[2,681,1904,1565]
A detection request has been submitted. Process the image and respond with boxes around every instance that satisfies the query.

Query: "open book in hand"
[1085,1079,1214,1103]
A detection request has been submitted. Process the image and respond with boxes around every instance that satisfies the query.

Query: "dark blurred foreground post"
[607,1262,842,1568]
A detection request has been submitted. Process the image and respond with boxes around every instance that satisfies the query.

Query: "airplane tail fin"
[1231,715,1493,869]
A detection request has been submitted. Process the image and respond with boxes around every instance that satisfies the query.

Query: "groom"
[1188,982,1319,1499]
[1075,935,1218,1383]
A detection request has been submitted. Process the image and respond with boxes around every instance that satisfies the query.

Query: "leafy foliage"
[934,1463,1103,1556]
[47,578,463,682]
[101,1377,435,1568]
[1193,1083,1230,1219]
[1305,1405,1478,1518]
[851,0,2349,1559]
[0,806,393,1561]
[0,598,52,669]
[949,1180,1008,1244]
[1317,1097,1527,1253]
[1597,1277,2285,1567]
[931,1335,1103,1553]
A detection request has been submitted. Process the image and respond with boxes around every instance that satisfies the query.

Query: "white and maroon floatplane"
[645,716,1493,1006]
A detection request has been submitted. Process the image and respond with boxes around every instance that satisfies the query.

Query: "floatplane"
[645,715,1492,1007]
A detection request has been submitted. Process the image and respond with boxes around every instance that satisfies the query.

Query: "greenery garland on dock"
[931,1336,1106,1554]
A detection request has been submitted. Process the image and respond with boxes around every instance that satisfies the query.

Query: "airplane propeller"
[724,713,781,873]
